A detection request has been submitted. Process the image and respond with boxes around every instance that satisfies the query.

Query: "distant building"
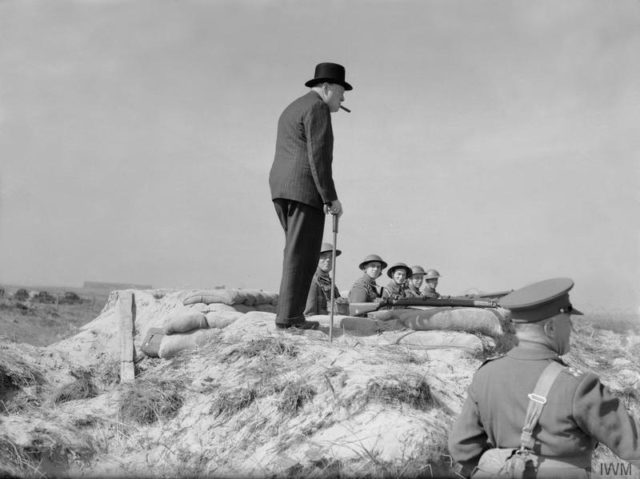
[83,281,153,290]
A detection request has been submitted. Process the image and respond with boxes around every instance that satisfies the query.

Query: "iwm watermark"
[599,461,634,477]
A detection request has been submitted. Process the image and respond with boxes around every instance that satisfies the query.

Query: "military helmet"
[411,265,426,277]
[387,262,413,279]
[424,269,441,280]
[359,254,388,271]
[319,242,341,257]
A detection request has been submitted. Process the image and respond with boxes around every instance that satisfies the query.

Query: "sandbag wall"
[141,289,278,359]
[366,306,509,338]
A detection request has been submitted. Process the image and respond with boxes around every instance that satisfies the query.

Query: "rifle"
[460,290,513,300]
[349,297,499,317]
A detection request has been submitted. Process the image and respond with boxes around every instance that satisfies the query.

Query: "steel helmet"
[386,262,413,279]
[410,265,426,277]
[359,254,388,271]
[424,269,441,280]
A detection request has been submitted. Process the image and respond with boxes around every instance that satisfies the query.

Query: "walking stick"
[329,213,339,343]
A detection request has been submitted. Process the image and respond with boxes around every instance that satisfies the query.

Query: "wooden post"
[118,291,136,383]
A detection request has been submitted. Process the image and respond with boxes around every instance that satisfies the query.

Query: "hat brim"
[320,249,341,257]
[569,307,583,316]
[360,260,388,271]
[305,78,353,91]
[387,266,413,279]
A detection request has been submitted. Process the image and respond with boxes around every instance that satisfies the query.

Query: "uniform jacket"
[348,274,381,303]
[382,281,407,300]
[269,91,338,210]
[304,268,340,316]
[448,342,640,475]
[405,284,423,298]
[421,288,440,299]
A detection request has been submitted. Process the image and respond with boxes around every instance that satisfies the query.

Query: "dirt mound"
[1,289,638,477]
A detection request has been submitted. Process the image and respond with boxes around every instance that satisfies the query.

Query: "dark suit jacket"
[269,91,338,210]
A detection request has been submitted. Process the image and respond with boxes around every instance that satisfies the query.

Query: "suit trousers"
[273,199,325,325]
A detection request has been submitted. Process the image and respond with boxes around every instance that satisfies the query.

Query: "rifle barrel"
[348,297,498,316]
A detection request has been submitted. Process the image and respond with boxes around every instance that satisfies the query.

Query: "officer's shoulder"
[478,354,505,369]
[557,360,588,380]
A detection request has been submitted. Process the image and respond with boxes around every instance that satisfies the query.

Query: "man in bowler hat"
[448,278,640,478]
[269,62,351,330]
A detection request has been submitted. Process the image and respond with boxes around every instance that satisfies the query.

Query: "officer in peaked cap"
[348,254,387,303]
[449,278,640,478]
[304,242,342,316]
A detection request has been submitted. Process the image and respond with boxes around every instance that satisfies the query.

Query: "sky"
[1,0,639,313]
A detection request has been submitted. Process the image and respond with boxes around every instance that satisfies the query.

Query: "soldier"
[348,254,387,303]
[382,262,412,300]
[405,265,426,298]
[304,242,341,316]
[421,268,441,298]
[448,277,640,478]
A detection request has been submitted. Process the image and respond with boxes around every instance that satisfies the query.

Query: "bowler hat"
[387,262,413,279]
[359,254,387,271]
[498,277,584,323]
[319,242,341,257]
[305,62,353,91]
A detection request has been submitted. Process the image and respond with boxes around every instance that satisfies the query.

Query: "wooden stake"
[118,291,136,383]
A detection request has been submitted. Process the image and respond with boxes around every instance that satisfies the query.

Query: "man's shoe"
[290,320,319,330]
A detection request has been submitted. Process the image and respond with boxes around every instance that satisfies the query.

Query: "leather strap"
[520,361,565,450]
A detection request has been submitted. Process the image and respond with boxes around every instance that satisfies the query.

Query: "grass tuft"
[118,378,184,425]
[0,352,45,391]
[277,381,316,415]
[209,387,257,418]
[364,375,434,411]
[53,370,97,404]
[222,337,299,363]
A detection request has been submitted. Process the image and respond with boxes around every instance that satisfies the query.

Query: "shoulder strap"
[520,361,565,450]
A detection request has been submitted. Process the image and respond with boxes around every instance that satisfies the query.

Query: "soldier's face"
[410,275,424,288]
[425,279,438,291]
[364,262,382,279]
[318,252,333,273]
[393,270,407,284]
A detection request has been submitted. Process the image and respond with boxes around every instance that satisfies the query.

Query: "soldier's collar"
[507,342,560,361]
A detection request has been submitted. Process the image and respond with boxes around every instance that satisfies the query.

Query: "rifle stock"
[349,297,498,317]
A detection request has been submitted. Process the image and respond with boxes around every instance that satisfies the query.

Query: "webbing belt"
[520,361,566,451]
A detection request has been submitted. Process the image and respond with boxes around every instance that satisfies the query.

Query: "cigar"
[340,105,351,113]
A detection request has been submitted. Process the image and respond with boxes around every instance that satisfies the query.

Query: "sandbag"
[241,289,276,306]
[255,304,276,313]
[205,311,243,329]
[387,330,483,352]
[371,307,504,337]
[183,289,244,306]
[158,329,219,359]
[141,327,165,357]
[203,303,240,313]
[315,315,403,335]
[163,310,208,335]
